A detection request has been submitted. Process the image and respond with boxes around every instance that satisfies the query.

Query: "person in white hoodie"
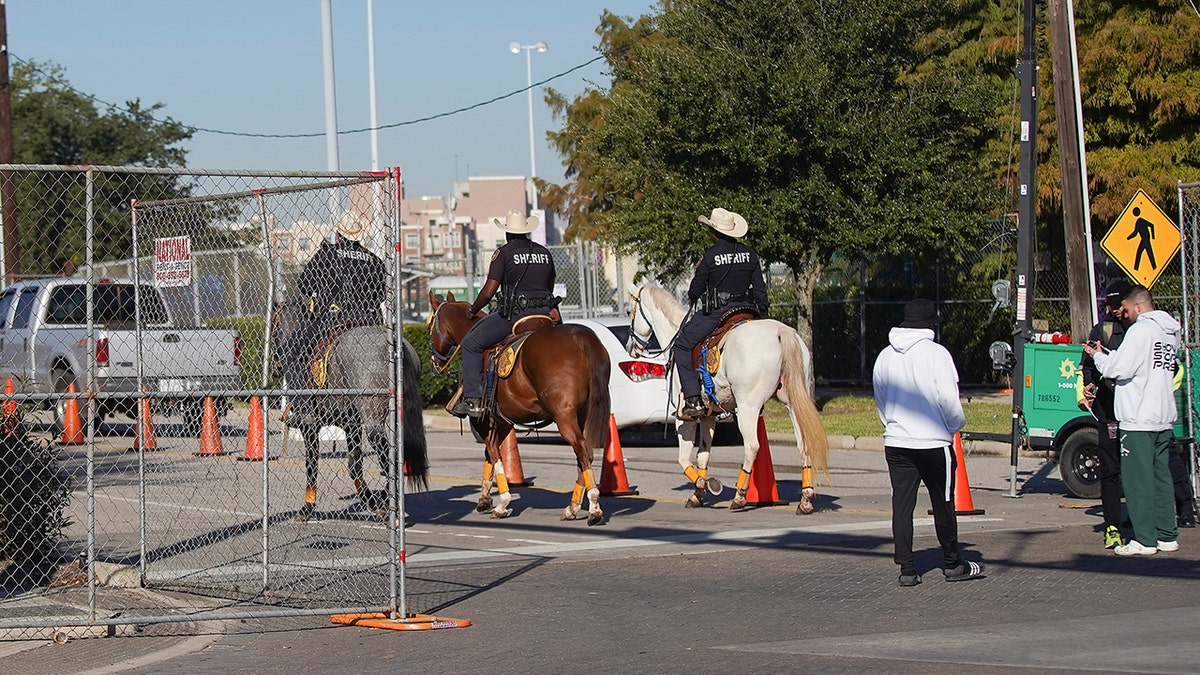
[1084,285,1180,556]
[873,298,984,587]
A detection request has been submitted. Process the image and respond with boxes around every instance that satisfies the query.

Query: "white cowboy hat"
[493,209,539,234]
[698,207,748,238]
[335,211,369,241]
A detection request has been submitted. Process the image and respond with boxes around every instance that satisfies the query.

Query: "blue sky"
[7,1,657,199]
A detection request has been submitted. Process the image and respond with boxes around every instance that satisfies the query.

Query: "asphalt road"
[0,424,1197,674]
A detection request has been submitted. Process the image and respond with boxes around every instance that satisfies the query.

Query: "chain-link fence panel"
[0,166,417,637]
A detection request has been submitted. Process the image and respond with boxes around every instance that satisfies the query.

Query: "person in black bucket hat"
[873,298,984,586]
[898,298,942,329]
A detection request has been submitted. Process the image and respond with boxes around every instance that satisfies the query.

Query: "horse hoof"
[704,477,723,496]
[729,497,748,510]
[796,500,815,515]
[686,493,704,508]
[587,512,604,526]
[491,508,511,519]
[475,500,492,514]
[295,503,314,522]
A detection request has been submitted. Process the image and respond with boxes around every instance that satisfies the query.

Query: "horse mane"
[641,284,687,326]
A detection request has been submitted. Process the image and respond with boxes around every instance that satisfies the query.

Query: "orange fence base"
[330,612,471,631]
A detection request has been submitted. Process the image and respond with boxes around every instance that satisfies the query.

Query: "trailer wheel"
[1058,425,1102,499]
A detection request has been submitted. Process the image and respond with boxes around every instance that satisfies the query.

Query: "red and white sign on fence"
[154,235,192,288]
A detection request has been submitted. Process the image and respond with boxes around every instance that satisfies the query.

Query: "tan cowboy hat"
[698,207,748,238]
[335,211,369,241]
[493,209,539,234]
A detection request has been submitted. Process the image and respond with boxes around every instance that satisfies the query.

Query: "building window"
[405,233,419,250]
[430,233,442,254]
[298,238,311,252]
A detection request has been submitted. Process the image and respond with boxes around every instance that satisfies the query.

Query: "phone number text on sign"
[154,236,192,288]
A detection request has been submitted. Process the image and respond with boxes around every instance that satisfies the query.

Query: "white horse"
[625,281,829,513]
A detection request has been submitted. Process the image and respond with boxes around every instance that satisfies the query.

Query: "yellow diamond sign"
[1101,189,1180,289]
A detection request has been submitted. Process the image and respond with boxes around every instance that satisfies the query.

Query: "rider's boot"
[679,395,706,421]
[452,396,484,418]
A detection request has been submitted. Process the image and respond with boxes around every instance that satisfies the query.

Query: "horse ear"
[428,290,441,308]
[624,280,639,299]
[447,290,457,303]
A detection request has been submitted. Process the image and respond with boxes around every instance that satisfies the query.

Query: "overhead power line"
[9,51,606,139]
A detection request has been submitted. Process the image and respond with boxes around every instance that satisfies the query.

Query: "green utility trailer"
[1023,342,1186,498]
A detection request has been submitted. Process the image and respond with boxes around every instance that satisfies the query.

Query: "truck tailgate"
[102,328,240,382]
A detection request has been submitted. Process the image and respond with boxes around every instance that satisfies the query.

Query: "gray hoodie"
[873,327,966,448]
[1093,309,1180,432]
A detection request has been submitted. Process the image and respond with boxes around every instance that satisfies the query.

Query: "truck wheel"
[1058,426,1102,499]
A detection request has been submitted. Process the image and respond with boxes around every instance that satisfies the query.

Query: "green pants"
[1119,430,1178,547]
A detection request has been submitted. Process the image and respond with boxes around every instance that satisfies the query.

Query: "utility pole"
[1049,0,1092,343]
[0,0,18,283]
[1010,0,1040,497]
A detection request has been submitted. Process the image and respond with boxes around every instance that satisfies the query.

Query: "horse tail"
[779,327,829,485]
[400,338,430,491]
[582,333,612,450]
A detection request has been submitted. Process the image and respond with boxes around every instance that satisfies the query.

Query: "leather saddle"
[690,307,762,377]
[487,314,556,379]
[307,321,373,388]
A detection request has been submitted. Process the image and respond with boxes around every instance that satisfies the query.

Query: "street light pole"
[509,41,547,211]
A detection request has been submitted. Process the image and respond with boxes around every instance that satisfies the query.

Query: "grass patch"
[762,395,1010,437]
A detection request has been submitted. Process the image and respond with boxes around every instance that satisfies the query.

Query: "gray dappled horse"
[273,300,428,521]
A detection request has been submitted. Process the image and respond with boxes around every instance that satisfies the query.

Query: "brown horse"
[427,291,612,525]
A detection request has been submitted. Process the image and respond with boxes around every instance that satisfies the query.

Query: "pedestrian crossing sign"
[1100,189,1180,289]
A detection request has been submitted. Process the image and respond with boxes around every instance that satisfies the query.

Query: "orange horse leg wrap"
[684,466,700,483]
[305,485,317,504]
[496,471,510,494]
[571,483,584,504]
[483,462,495,482]
[801,466,813,490]
[735,469,750,492]
[698,467,707,479]
[582,470,596,491]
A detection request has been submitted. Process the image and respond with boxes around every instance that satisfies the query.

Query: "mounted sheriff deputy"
[452,209,559,418]
[672,207,769,421]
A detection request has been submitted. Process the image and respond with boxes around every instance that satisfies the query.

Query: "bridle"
[426,304,462,374]
[627,288,668,358]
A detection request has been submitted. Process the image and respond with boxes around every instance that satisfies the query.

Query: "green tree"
[1040,1,1200,229]
[545,0,1005,345]
[8,60,202,276]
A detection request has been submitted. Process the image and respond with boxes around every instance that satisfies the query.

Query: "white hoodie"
[1092,309,1179,432]
[873,327,966,448]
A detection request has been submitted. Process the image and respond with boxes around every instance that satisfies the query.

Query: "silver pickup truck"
[0,277,242,434]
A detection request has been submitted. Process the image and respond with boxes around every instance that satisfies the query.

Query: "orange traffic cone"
[61,382,84,445]
[2,378,14,416]
[500,429,528,486]
[132,386,158,451]
[950,432,984,515]
[745,416,788,506]
[600,413,638,496]
[196,396,226,457]
[240,396,265,461]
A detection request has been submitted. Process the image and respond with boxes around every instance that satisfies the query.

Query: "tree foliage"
[8,60,204,276]
[544,0,1006,342]
[1040,1,1200,230]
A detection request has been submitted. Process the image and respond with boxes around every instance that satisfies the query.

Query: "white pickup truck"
[0,277,243,434]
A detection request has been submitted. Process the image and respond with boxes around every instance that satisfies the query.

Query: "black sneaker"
[898,573,921,587]
[944,560,985,582]
[1178,510,1197,528]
